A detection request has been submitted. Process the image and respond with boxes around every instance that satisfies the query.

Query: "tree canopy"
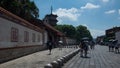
[55,24,93,43]
[75,25,93,42]
[0,0,39,22]
[55,24,76,38]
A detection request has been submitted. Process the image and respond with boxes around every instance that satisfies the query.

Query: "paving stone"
[0,47,76,68]
[62,45,120,68]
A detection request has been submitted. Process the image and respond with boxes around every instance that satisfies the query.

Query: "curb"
[44,48,80,68]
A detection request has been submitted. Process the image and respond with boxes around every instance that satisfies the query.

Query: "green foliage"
[55,24,76,38]
[55,24,93,43]
[75,25,93,42]
[0,0,39,21]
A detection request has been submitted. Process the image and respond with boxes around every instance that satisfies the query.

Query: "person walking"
[79,40,89,57]
[108,42,112,52]
[58,41,63,50]
[114,40,119,53]
[90,41,95,50]
[47,40,53,55]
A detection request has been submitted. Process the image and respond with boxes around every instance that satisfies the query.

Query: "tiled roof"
[43,22,64,36]
[0,7,64,36]
[0,7,43,32]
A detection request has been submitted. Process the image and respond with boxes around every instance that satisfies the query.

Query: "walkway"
[0,47,76,68]
[63,45,120,68]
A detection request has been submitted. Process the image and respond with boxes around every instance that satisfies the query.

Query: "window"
[32,33,36,42]
[24,31,29,42]
[38,34,40,42]
[11,27,19,42]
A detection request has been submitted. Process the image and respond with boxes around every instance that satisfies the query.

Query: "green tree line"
[0,0,39,22]
[55,24,93,43]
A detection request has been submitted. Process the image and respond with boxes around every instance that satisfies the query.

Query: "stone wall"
[0,12,47,63]
[0,45,47,63]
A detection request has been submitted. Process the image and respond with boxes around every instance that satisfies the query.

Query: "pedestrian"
[90,41,95,50]
[114,40,119,53]
[79,42,84,57]
[111,40,117,52]
[108,40,114,52]
[115,44,119,53]
[108,42,112,52]
[58,41,63,50]
[47,40,53,55]
[79,40,89,57]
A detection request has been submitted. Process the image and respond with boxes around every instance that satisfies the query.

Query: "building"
[105,27,120,40]
[43,6,65,47]
[43,6,58,26]
[0,7,64,63]
[115,31,120,44]
[96,35,105,44]
[43,14,58,26]
[65,37,76,45]
[43,22,65,47]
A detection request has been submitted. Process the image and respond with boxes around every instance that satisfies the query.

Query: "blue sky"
[34,0,120,38]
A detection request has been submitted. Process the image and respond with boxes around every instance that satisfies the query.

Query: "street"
[63,45,120,68]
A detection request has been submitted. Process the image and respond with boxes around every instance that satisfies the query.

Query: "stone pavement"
[0,46,77,68]
[62,45,120,68]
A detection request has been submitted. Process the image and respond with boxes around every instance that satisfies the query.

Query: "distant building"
[43,6,58,26]
[105,27,120,40]
[115,31,120,44]
[96,35,105,44]
[43,21,65,47]
[42,6,66,47]
[65,37,76,45]
[43,14,58,26]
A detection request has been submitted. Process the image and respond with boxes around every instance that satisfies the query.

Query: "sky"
[34,0,120,38]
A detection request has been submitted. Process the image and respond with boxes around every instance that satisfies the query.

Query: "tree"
[0,0,39,22]
[55,24,76,38]
[75,25,93,42]
[55,24,93,43]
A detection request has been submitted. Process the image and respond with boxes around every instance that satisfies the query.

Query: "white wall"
[66,38,76,45]
[116,31,120,44]
[44,31,48,44]
[0,17,43,48]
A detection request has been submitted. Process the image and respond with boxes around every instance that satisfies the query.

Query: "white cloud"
[81,3,100,9]
[53,8,81,24]
[102,0,109,3]
[105,10,116,14]
[82,24,89,28]
[90,29,105,38]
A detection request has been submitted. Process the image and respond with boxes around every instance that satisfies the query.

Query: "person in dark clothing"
[108,40,115,52]
[79,40,89,57]
[47,41,53,54]
[90,41,95,50]
[114,40,119,53]
[108,42,112,52]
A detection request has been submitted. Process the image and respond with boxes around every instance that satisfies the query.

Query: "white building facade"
[0,7,48,63]
[115,31,120,44]
[0,17,43,48]
[65,37,76,45]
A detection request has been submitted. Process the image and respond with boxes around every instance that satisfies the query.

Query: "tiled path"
[63,45,120,68]
[0,47,76,68]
